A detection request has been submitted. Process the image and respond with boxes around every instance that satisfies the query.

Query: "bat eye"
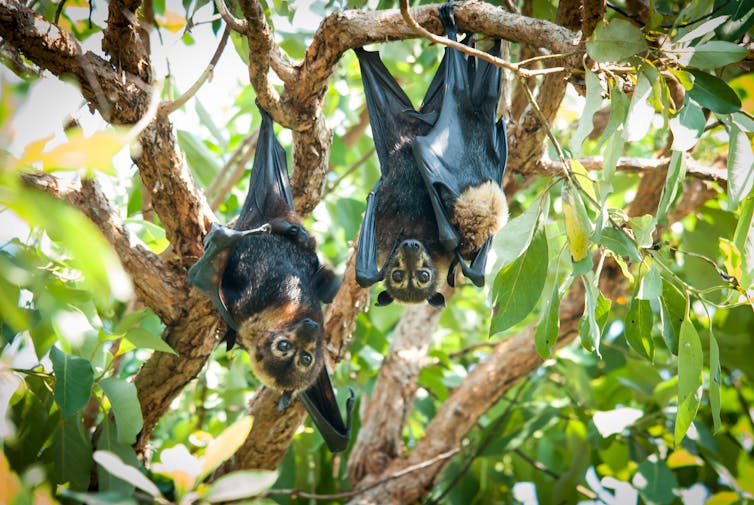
[300,352,313,367]
[391,270,404,283]
[276,340,292,353]
[417,270,431,284]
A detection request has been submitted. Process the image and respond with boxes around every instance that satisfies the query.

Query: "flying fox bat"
[188,106,353,452]
[354,4,508,308]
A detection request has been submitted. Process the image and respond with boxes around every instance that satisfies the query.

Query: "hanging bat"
[188,106,353,452]
[354,4,508,308]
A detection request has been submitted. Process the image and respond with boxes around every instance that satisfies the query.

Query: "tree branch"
[540,156,727,183]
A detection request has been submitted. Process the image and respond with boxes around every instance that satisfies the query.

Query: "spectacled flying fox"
[188,106,353,452]
[354,3,508,308]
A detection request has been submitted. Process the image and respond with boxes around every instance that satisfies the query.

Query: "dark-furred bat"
[188,106,353,452]
[354,4,508,308]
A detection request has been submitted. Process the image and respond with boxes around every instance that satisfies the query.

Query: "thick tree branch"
[347,301,445,482]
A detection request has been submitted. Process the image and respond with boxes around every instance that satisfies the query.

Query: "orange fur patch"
[452,181,507,255]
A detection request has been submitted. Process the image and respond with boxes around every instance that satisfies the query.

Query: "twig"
[266,448,460,501]
[159,25,231,114]
[514,448,600,501]
[324,147,375,196]
[213,0,247,33]
[53,0,67,24]
[206,129,259,201]
[209,130,260,211]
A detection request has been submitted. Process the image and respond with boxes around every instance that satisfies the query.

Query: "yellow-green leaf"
[199,416,254,480]
[562,182,592,262]
[675,319,703,444]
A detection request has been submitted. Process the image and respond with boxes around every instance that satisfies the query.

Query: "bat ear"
[313,266,341,303]
[375,291,394,306]
[427,292,446,308]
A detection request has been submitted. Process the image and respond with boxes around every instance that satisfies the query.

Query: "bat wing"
[188,105,287,329]
[412,5,507,282]
[299,367,355,453]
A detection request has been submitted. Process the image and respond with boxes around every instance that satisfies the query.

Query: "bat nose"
[403,240,421,250]
[300,318,319,336]
[401,240,423,262]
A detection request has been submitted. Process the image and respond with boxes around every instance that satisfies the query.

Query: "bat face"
[244,316,325,393]
[383,239,438,304]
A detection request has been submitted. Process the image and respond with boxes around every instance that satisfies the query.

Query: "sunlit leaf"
[656,150,687,220]
[571,71,603,154]
[199,415,254,480]
[675,16,730,44]
[629,214,656,248]
[204,470,279,502]
[687,69,741,114]
[688,41,747,70]
[732,189,754,286]
[155,9,186,33]
[124,327,177,355]
[94,451,162,497]
[587,19,647,62]
[637,263,662,300]
[99,378,143,445]
[670,100,706,151]
[578,279,611,354]
[177,129,220,188]
[490,195,546,271]
[726,121,754,209]
[624,298,653,360]
[562,182,592,262]
[599,227,641,262]
[50,346,93,417]
[675,319,703,444]
[535,282,561,359]
[490,228,548,335]
[623,71,656,141]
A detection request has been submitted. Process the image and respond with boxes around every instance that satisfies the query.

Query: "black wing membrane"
[353,47,447,287]
[412,4,507,284]
[300,370,355,452]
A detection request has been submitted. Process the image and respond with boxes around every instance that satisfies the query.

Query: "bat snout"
[400,239,424,262]
[298,318,320,338]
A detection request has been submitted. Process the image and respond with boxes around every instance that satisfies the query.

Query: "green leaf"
[598,84,630,148]
[688,41,748,70]
[637,263,662,301]
[204,470,279,502]
[726,121,754,209]
[99,378,143,444]
[670,101,706,151]
[660,280,686,355]
[687,69,742,114]
[50,346,94,417]
[571,71,603,154]
[732,189,754,285]
[490,228,548,335]
[599,227,641,262]
[578,279,611,354]
[675,15,729,44]
[94,451,162,498]
[535,282,561,359]
[47,416,93,490]
[177,129,221,188]
[601,131,624,186]
[587,19,647,63]
[124,327,177,355]
[709,333,722,433]
[624,298,654,360]
[629,214,656,248]
[675,319,703,444]
[623,70,656,142]
[199,415,254,481]
[195,100,226,145]
[490,195,545,271]
[633,458,678,504]
[656,150,687,220]
[97,418,139,495]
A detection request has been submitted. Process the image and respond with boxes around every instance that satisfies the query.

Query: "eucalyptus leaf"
[726,121,754,209]
[633,458,678,504]
[598,227,641,262]
[656,150,687,220]
[675,319,703,444]
[490,228,548,335]
[659,280,686,355]
[587,19,647,62]
[571,71,604,154]
[687,69,741,114]
[623,71,655,141]
[629,215,656,248]
[47,416,93,490]
[490,195,545,271]
[97,418,138,496]
[94,451,161,497]
[124,328,177,355]
[669,101,706,151]
[50,346,93,417]
[637,264,662,301]
[204,470,279,502]
[99,378,143,445]
[709,333,722,433]
[535,283,561,359]
[688,40,747,70]
[199,416,254,480]
[624,298,654,360]
[562,182,592,262]
[177,129,221,188]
